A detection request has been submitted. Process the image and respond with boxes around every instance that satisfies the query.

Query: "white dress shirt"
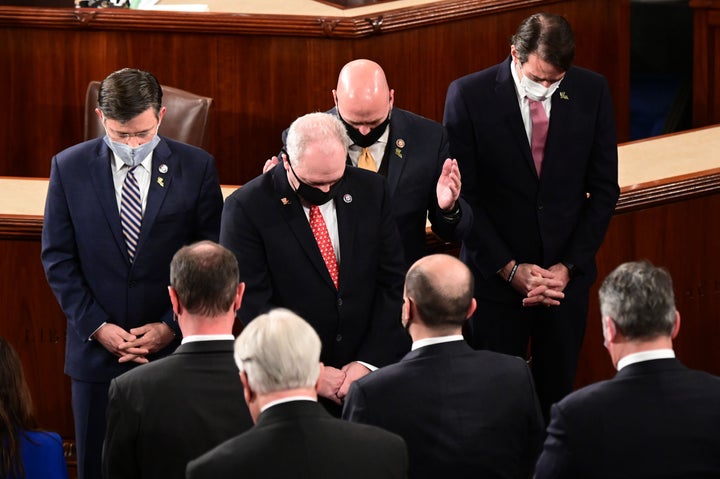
[617,349,675,371]
[347,126,390,171]
[510,59,553,146]
[111,151,154,215]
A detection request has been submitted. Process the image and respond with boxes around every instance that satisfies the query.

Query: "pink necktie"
[309,205,339,289]
[528,98,549,177]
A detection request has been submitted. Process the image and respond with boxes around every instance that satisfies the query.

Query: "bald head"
[333,59,394,135]
[404,254,475,333]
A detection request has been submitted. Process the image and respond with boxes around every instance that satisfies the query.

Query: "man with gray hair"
[103,241,253,479]
[535,260,720,478]
[186,309,408,478]
[343,254,543,478]
[220,112,408,411]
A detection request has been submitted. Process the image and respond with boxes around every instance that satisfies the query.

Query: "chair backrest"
[84,81,213,148]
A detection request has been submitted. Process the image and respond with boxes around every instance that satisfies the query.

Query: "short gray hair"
[598,261,676,340]
[234,308,321,394]
[285,112,350,167]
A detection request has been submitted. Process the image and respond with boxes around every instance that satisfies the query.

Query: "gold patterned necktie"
[357,147,377,172]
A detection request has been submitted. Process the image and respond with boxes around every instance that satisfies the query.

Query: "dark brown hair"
[0,337,39,478]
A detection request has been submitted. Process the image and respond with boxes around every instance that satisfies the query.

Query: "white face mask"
[519,75,562,102]
[103,134,161,167]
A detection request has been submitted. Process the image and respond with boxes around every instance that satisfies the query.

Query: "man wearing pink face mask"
[443,13,619,423]
[41,68,223,479]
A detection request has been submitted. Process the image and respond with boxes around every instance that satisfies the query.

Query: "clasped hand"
[93,322,175,364]
[317,362,370,404]
[507,262,570,307]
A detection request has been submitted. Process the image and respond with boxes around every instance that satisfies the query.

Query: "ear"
[388,88,395,109]
[603,316,618,344]
[466,298,477,319]
[95,108,105,123]
[332,89,339,106]
[168,286,181,316]
[240,371,254,404]
[401,296,412,328]
[671,311,681,339]
[157,106,167,125]
[234,282,246,312]
[510,44,518,62]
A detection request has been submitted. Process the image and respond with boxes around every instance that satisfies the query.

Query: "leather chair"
[84,81,213,148]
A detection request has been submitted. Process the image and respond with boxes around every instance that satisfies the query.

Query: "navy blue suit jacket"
[103,340,253,479]
[220,166,408,369]
[41,137,223,381]
[187,400,408,479]
[343,340,544,479]
[444,58,619,300]
[535,358,720,478]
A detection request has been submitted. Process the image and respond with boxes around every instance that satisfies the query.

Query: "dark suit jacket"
[41,137,223,381]
[337,107,472,268]
[342,340,544,479]
[186,400,408,479]
[443,58,619,300]
[220,166,408,368]
[535,358,720,479]
[282,107,472,269]
[102,340,253,479]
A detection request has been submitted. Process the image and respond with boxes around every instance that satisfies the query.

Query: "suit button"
[336,298,343,307]
[335,334,342,342]
[128,280,137,288]
[537,204,543,210]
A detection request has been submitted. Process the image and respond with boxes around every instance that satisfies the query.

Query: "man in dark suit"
[220,112,408,408]
[343,254,544,479]
[103,241,253,479]
[266,59,471,269]
[535,261,720,478]
[443,13,620,420]
[186,308,408,479]
[41,68,223,479]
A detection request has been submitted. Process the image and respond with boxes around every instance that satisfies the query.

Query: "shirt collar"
[261,396,316,413]
[617,349,675,371]
[181,334,235,344]
[411,335,464,351]
[110,149,154,174]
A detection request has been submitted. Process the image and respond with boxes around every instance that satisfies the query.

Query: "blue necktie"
[121,166,142,262]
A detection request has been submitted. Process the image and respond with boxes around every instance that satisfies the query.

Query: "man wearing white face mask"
[41,68,223,479]
[443,13,619,423]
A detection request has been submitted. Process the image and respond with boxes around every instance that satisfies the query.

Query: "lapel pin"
[281,197,291,205]
[343,194,352,204]
[395,148,403,158]
[157,177,165,187]
[396,139,405,148]
[559,92,569,100]
[158,164,168,173]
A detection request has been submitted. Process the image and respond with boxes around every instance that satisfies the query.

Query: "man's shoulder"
[54,138,104,164]
[450,61,505,89]
[391,108,442,130]
[112,353,178,389]
[322,413,407,449]
[226,170,275,202]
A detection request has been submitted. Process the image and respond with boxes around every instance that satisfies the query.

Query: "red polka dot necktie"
[309,205,339,289]
[528,98,549,177]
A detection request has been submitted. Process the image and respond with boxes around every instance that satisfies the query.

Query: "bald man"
[342,254,544,479]
[268,59,472,269]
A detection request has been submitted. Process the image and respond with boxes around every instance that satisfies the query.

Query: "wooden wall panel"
[690,0,720,126]
[0,0,629,186]
[577,190,720,388]
[0,237,73,434]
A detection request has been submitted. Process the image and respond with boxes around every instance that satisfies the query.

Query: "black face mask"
[287,158,345,206]
[338,111,391,148]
